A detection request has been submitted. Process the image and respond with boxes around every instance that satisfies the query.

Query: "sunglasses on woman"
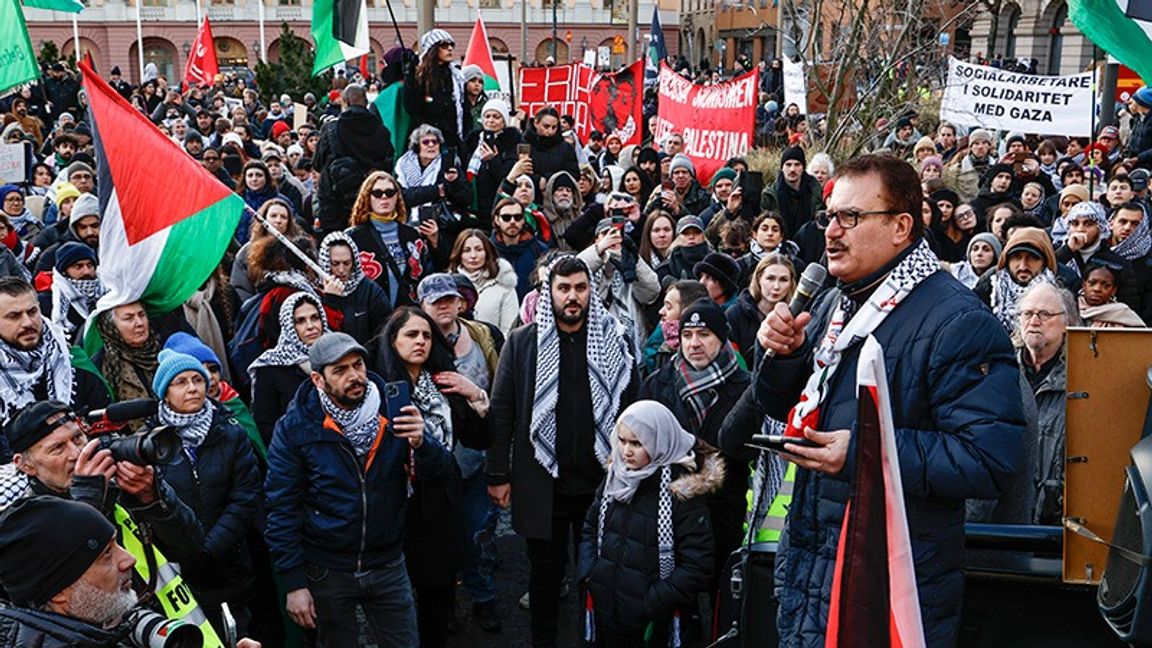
[371,188,399,199]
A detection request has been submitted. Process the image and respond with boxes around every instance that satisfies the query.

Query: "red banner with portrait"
[653,63,758,185]
[518,61,644,146]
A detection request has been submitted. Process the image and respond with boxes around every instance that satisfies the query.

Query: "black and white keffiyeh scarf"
[783,238,940,438]
[531,257,633,478]
[412,370,453,450]
[673,343,741,430]
[159,399,215,450]
[395,150,442,190]
[0,320,73,426]
[50,270,107,338]
[247,292,328,386]
[319,380,382,457]
[989,268,1055,333]
[263,270,319,296]
[1113,206,1152,262]
[318,231,365,296]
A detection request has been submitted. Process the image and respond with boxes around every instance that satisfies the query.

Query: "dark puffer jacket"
[755,266,1025,648]
[725,289,765,369]
[463,126,522,225]
[524,128,580,181]
[151,404,262,608]
[576,453,722,634]
[0,606,126,647]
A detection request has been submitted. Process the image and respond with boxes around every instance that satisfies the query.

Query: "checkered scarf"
[158,399,215,450]
[530,257,633,478]
[247,292,328,386]
[318,231,365,296]
[0,320,72,427]
[1113,204,1152,262]
[49,270,106,338]
[673,343,741,430]
[319,381,382,457]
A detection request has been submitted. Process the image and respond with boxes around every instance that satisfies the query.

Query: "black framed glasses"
[370,188,399,199]
[815,209,901,230]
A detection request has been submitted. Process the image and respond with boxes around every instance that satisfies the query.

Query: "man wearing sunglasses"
[490,198,548,298]
[755,154,1025,647]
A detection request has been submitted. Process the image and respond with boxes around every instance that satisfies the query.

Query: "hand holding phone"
[516,143,532,158]
[384,381,412,431]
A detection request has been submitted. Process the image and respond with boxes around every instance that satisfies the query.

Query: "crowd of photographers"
[0,25,1150,648]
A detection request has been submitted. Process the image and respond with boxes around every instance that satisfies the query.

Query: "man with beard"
[760,146,825,236]
[974,227,1060,332]
[944,127,995,202]
[40,242,106,344]
[35,192,100,276]
[491,198,549,298]
[0,278,108,454]
[487,255,638,648]
[265,332,452,646]
[541,172,583,250]
[3,98,43,146]
[1108,201,1152,322]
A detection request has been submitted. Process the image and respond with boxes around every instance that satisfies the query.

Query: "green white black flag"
[1069,0,1152,83]
[311,0,369,75]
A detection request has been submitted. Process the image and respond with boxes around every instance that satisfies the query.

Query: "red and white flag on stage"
[183,17,219,88]
[824,336,926,648]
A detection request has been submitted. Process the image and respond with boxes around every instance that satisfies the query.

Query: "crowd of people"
[0,25,1145,648]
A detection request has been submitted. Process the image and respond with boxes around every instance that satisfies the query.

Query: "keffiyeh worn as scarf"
[247,292,328,386]
[411,370,453,450]
[1112,205,1152,262]
[318,231,365,296]
[395,150,443,190]
[674,344,741,430]
[263,270,319,297]
[49,270,106,338]
[159,399,215,450]
[0,320,73,426]
[990,269,1055,333]
[319,380,382,457]
[96,311,161,401]
[783,238,940,438]
[531,257,634,478]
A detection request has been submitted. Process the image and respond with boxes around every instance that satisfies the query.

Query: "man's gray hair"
[1018,282,1082,330]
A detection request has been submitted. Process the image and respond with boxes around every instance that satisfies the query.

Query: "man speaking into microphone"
[755,155,1025,647]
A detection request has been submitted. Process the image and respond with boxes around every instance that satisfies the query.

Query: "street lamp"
[183,41,191,56]
[552,0,558,61]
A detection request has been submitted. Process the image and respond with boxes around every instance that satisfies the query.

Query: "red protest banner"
[589,60,644,146]
[184,18,220,88]
[654,63,758,185]
[518,63,593,137]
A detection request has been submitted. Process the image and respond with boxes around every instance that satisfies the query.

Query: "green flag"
[1068,0,1152,83]
[0,0,42,94]
[23,0,84,12]
[310,0,369,75]
[373,82,411,155]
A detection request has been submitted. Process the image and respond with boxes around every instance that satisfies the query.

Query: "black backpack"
[318,122,369,230]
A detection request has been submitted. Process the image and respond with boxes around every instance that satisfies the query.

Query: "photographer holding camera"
[0,496,262,648]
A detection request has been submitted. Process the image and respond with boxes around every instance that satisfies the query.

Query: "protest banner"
[519,61,644,145]
[783,57,807,114]
[941,57,1094,136]
[653,63,758,185]
[0,143,25,183]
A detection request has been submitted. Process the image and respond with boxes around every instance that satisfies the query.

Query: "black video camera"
[84,399,181,466]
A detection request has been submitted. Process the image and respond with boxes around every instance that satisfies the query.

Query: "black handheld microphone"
[764,263,828,359]
[86,399,159,424]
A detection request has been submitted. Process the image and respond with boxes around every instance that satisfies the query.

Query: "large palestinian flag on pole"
[824,336,926,648]
[311,0,369,75]
[464,15,504,97]
[78,56,242,351]
[1069,0,1152,83]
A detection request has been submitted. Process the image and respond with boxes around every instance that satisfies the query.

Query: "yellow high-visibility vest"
[114,505,224,648]
[745,462,796,544]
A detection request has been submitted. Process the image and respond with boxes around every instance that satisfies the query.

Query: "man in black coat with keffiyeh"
[486,256,638,648]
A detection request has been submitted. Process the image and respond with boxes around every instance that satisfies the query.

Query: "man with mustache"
[264,332,454,647]
[0,277,108,457]
[487,255,638,647]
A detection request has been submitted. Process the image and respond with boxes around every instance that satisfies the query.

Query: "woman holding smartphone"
[374,307,490,648]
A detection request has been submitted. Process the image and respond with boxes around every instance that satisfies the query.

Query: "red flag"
[359,54,369,80]
[183,18,219,88]
[824,336,926,648]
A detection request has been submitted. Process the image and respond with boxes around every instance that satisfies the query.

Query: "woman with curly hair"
[346,170,432,307]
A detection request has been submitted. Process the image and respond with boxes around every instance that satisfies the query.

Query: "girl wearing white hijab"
[577,400,724,647]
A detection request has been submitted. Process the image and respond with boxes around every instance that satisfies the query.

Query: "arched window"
[535,39,569,64]
[129,37,178,84]
[1002,4,1022,59]
[1047,2,1067,74]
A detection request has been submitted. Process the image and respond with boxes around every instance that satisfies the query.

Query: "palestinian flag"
[1069,0,1152,83]
[78,56,242,352]
[824,336,926,648]
[311,0,369,76]
[373,83,411,156]
[463,15,503,96]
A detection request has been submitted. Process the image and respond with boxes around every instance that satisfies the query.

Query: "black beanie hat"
[637,147,660,166]
[551,172,577,194]
[5,400,73,454]
[781,145,806,168]
[987,163,1015,184]
[0,497,117,607]
[693,252,742,298]
[930,189,960,209]
[54,242,96,274]
[679,299,729,343]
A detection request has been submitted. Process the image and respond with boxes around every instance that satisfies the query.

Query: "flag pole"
[257,0,266,62]
[135,0,144,83]
[1089,44,1098,197]
[246,204,335,284]
[71,14,80,61]
[194,0,201,28]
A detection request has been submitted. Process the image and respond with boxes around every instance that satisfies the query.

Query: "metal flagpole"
[194,0,201,28]
[72,14,80,60]
[257,0,266,62]
[135,0,145,82]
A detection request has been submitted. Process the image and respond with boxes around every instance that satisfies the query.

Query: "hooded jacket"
[313,106,396,233]
[470,257,520,334]
[264,372,456,591]
[542,171,585,248]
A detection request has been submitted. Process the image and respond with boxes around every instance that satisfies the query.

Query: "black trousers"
[525,490,595,648]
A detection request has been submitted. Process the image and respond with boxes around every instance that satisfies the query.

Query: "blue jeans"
[460,470,500,604]
[304,557,418,648]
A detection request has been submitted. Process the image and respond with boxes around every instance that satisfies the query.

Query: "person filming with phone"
[751,154,1025,647]
[263,331,455,647]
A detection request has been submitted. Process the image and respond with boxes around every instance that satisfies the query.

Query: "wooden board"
[1064,327,1152,584]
